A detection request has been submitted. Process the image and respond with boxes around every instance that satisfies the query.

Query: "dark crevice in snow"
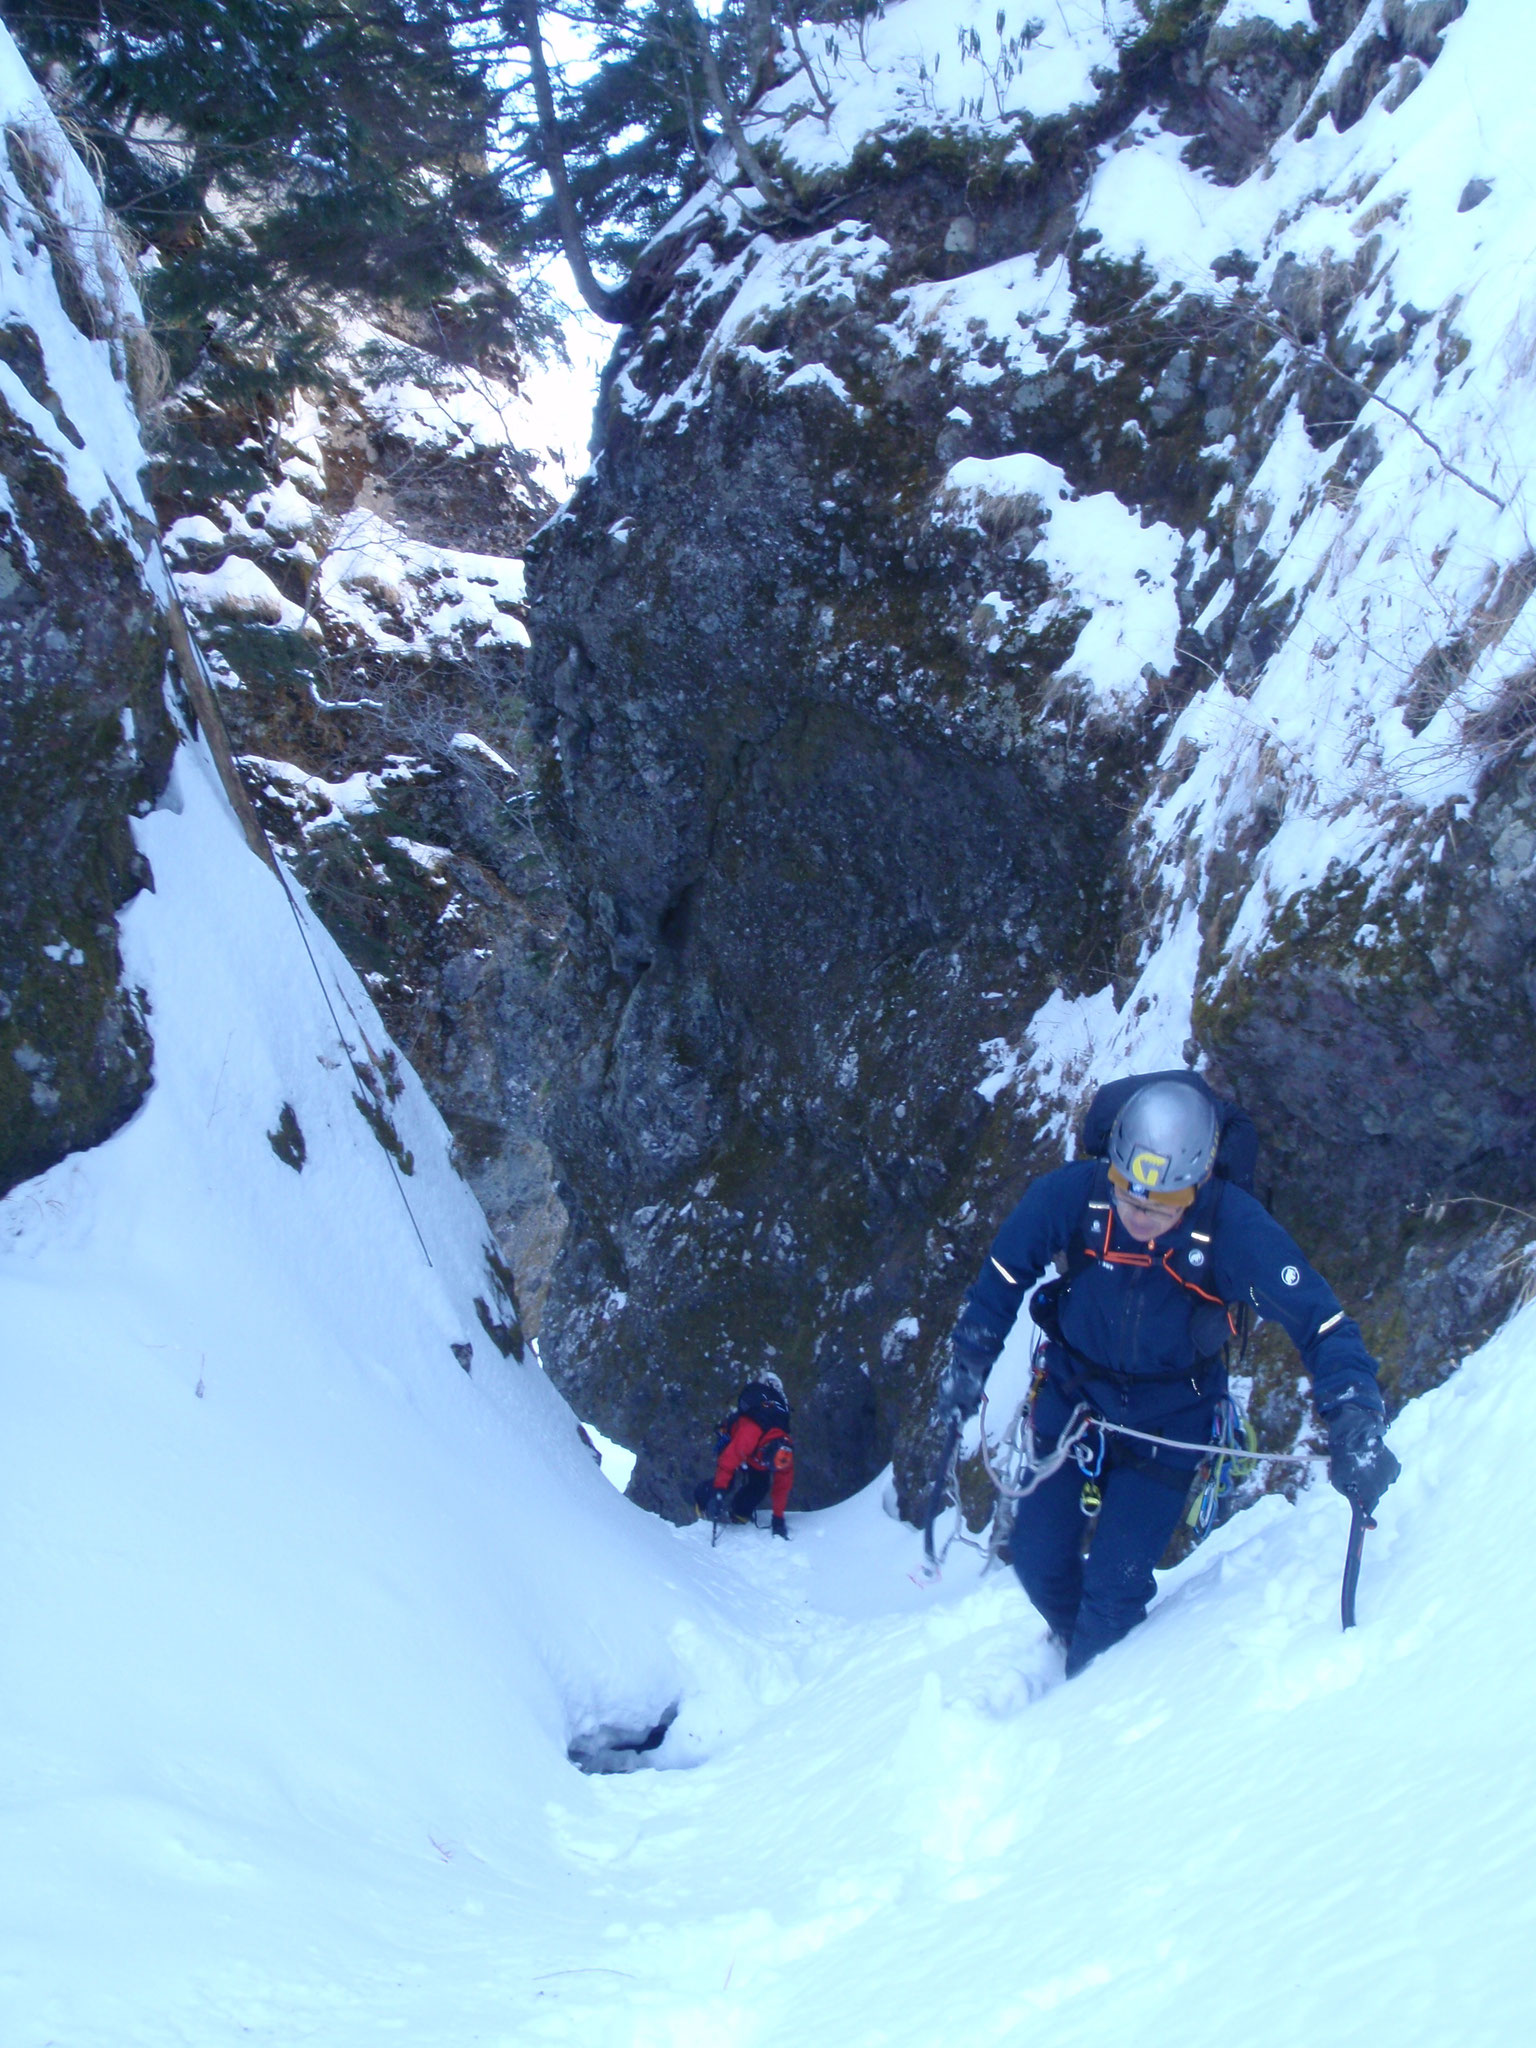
[567,1701,680,1774]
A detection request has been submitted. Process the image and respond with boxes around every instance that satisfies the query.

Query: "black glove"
[1327,1403,1400,1517]
[705,1486,729,1522]
[771,1515,789,1539]
[936,1348,986,1421]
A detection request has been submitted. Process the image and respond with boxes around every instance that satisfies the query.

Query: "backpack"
[714,1380,794,1470]
[737,1379,791,1435]
[1078,1070,1258,1194]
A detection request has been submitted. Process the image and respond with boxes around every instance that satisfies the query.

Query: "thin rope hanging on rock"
[155,544,434,1268]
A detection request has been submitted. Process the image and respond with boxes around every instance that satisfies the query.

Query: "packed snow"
[756,0,1145,176]
[317,510,530,656]
[941,453,1185,705]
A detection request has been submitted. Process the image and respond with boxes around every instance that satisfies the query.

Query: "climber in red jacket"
[693,1373,795,1536]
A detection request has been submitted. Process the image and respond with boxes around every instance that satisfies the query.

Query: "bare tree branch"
[519,0,628,323]
[682,0,796,216]
[788,17,836,126]
[1250,305,1506,512]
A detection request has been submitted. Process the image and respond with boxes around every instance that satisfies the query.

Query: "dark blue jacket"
[954,1161,1383,1431]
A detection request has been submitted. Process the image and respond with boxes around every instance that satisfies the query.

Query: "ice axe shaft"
[919,1412,963,1579]
[1340,1498,1375,1630]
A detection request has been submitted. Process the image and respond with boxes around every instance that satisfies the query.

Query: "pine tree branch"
[518,0,629,323]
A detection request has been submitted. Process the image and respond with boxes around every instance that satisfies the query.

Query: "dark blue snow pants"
[694,1468,770,1521]
[1011,1440,1192,1677]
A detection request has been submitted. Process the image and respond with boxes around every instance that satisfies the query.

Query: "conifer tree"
[7,1,540,395]
[6,1,880,387]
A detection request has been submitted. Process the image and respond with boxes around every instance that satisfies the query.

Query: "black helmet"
[1107,1080,1218,1204]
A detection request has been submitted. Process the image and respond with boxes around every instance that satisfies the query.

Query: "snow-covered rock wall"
[150,315,579,1334]
[523,0,1536,1514]
[0,36,177,1193]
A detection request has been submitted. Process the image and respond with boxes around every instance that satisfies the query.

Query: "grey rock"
[2,384,175,1198]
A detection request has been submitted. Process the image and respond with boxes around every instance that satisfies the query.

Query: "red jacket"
[713,1414,794,1516]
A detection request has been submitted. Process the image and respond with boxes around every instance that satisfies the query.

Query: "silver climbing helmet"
[757,1369,786,1400]
[1106,1079,1219,1205]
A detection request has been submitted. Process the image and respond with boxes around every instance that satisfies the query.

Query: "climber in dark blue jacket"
[938,1075,1400,1676]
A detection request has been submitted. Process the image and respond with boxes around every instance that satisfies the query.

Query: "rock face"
[146,354,575,1339]
[518,0,1536,1518]
[0,90,176,1197]
[524,260,1143,1513]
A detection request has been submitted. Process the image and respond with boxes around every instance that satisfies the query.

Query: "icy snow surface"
[317,509,530,655]
[0,29,153,538]
[755,0,1143,176]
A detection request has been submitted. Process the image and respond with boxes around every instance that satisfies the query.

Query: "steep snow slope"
[0,728,784,2032]
[0,35,763,2002]
[518,1313,1536,2048]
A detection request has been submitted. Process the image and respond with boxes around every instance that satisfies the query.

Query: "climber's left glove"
[1327,1403,1400,1517]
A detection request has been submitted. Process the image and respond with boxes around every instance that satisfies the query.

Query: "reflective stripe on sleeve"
[1317,1310,1344,1335]
[990,1256,1020,1286]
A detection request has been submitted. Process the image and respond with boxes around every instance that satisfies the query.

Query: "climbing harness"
[979,1387,1322,1497]
[977,1391,1099,1502]
[971,1385,1372,1632]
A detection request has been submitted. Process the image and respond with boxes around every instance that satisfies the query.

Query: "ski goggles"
[1107,1163,1197,1209]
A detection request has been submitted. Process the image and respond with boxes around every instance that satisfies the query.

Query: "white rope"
[1097,1418,1325,1468]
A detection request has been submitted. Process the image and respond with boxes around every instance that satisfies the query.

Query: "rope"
[272,862,434,1270]
[1097,1418,1325,1468]
[156,545,434,1269]
[978,1396,1098,1500]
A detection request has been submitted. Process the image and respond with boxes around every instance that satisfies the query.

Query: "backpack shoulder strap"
[1028,1163,1108,1340]
[1064,1159,1113,1280]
